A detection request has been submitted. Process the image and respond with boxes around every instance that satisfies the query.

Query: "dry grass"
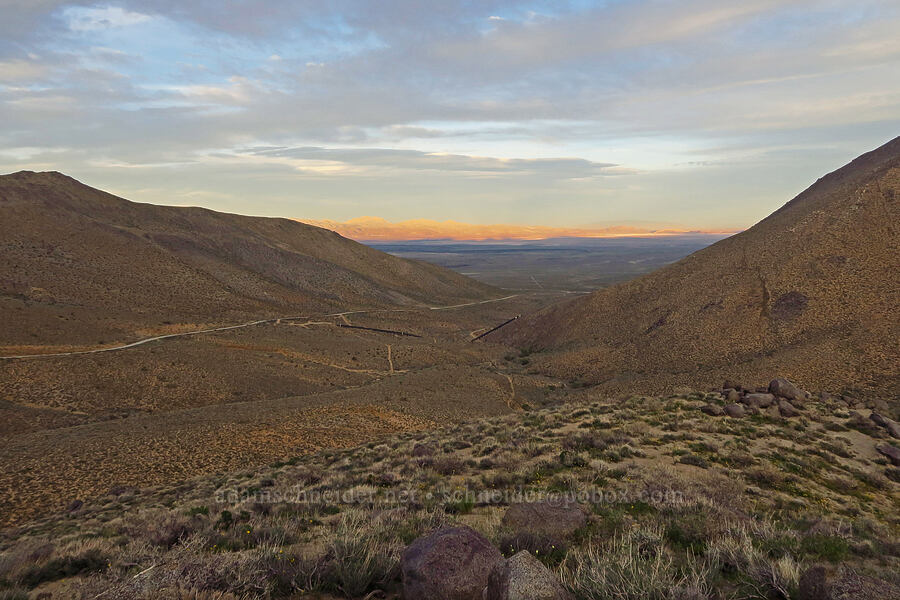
[1,390,898,599]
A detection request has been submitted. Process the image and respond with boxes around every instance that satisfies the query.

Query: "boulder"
[484,550,573,600]
[870,413,900,439]
[724,403,746,418]
[876,443,900,466]
[502,500,587,539]
[401,526,502,600]
[701,404,724,416]
[778,400,800,418]
[743,393,775,408]
[725,389,741,403]
[769,378,807,401]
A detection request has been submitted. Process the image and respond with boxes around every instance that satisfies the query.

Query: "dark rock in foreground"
[401,526,501,600]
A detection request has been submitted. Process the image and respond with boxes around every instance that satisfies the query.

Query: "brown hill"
[0,171,496,347]
[491,137,900,401]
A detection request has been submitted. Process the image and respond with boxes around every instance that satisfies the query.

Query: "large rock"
[502,500,587,539]
[799,566,900,600]
[778,399,800,418]
[401,526,502,600]
[724,403,746,418]
[743,393,775,408]
[876,443,900,466]
[769,378,807,402]
[870,413,900,439]
[484,551,572,600]
[701,404,724,416]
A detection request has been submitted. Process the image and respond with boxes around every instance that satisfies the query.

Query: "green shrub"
[801,534,850,562]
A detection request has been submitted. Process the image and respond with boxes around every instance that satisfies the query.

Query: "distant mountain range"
[491,136,900,401]
[0,172,496,347]
[301,216,739,242]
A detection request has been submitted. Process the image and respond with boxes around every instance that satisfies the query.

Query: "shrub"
[801,534,850,562]
[678,454,709,469]
[19,549,107,588]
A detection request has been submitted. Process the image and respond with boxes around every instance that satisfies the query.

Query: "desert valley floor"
[0,291,568,525]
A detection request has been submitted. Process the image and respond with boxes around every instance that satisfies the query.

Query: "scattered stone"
[502,499,587,539]
[875,443,900,466]
[484,550,573,600]
[725,388,741,403]
[769,377,807,401]
[700,404,725,416]
[743,393,775,408]
[724,403,746,418]
[401,526,502,600]
[778,399,800,418]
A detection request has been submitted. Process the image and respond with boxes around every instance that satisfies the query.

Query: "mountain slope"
[0,171,497,347]
[491,137,900,400]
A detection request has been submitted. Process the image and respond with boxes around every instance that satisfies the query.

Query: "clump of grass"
[328,511,401,597]
[560,526,713,600]
[801,534,850,562]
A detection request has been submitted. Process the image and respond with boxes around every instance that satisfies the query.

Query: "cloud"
[0,0,897,229]
[238,146,617,179]
[0,58,47,81]
[63,5,152,31]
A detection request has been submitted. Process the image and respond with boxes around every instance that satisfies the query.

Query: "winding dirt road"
[0,294,521,360]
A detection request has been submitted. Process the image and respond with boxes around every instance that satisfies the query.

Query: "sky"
[1,1,899,231]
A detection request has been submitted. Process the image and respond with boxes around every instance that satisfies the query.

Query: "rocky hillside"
[0,171,496,347]
[490,138,900,403]
[1,380,898,599]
